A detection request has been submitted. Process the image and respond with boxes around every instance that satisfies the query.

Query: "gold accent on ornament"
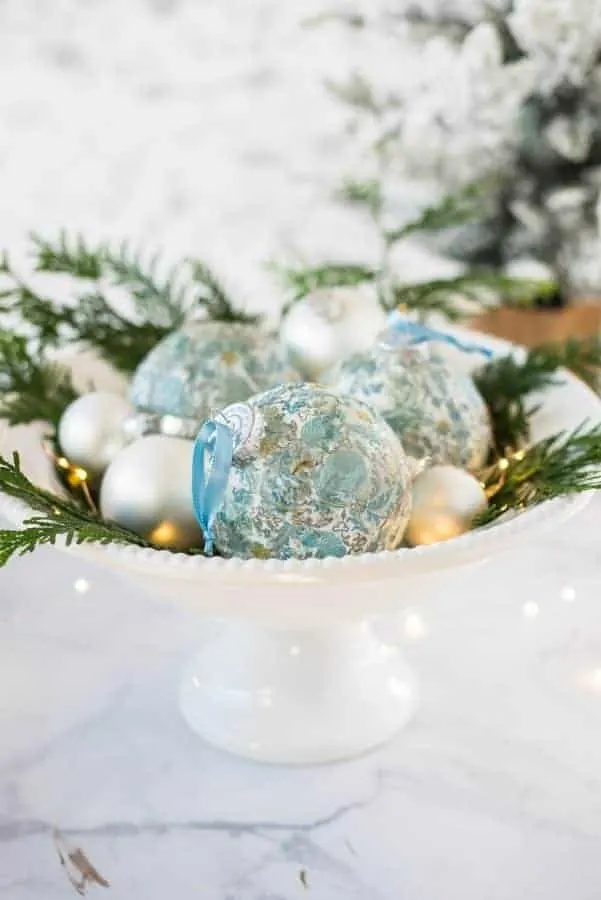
[45,444,98,513]
[149,521,180,548]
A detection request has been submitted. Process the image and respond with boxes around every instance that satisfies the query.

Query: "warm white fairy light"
[578,667,601,694]
[73,577,90,595]
[522,600,540,619]
[403,611,427,640]
[560,585,576,603]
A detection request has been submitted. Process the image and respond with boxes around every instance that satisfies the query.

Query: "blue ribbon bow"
[386,317,494,360]
[192,419,234,555]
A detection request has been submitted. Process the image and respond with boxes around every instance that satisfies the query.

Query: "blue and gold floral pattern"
[211,383,412,560]
[332,343,491,471]
[130,321,297,425]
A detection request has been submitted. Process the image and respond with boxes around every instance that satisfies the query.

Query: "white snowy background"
[0,0,400,313]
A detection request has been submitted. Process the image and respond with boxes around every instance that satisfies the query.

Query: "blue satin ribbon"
[192,419,234,555]
[386,316,494,360]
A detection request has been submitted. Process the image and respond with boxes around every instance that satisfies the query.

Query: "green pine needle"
[338,179,383,217]
[0,331,78,428]
[475,336,601,452]
[480,425,601,525]
[390,273,553,318]
[0,452,150,567]
[272,262,376,302]
[190,260,259,324]
[31,231,104,279]
[0,282,169,375]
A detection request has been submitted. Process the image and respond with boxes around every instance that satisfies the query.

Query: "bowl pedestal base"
[179,618,418,765]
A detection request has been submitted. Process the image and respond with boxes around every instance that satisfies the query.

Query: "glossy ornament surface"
[280,285,387,381]
[405,464,488,546]
[333,338,491,471]
[57,391,134,479]
[130,321,297,431]
[100,435,202,551]
[209,383,413,560]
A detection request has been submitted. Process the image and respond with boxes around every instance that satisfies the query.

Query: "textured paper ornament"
[280,285,387,381]
[333,334,491,471]
[405,464,488,546]
[194,383,413,560]
[129,321,297,438]
[100,435,202,551]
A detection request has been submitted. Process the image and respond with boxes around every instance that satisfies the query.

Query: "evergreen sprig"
[384,180,495,245]
[391,273,555,318]
[474,337,601,452]
[0,453,150,567]
[273,262,377,300]
[1,234,261,374]
[0,283,168,375]
[31,232,104,279]
[31,233,193,327]
[479,425,601,525]
[0,332,78,428]
[190,260,259,324]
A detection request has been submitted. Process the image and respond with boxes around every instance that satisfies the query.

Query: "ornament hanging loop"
[192,420,234,555]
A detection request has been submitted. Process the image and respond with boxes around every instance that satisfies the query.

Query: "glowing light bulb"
[404,612,427,640]
[560,585,576,603]
[522,601,539,619]
[73,578,90,595]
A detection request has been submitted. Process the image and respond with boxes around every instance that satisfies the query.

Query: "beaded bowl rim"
[0,328,599,586]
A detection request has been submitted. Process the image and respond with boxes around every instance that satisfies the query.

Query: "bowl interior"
[0,329,599,623]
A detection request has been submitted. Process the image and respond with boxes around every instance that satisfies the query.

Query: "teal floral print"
[211,383,412,560]
[130,321,298,425]
[332,344,491,471]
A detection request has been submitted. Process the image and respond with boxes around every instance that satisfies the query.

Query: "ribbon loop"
[192,419,234,555]
[385,318,494,360]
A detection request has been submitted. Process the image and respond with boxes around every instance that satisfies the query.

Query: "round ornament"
[100,435,202,551]
[57,391,134,479]
[280,285,387,381]
[332,333,491,471]
[405,465,488,547]
[194,383,413,560]
[129,321,297,438]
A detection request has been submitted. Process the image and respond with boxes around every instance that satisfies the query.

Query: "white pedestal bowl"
[1,333,600,764]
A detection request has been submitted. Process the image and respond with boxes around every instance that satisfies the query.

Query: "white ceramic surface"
[2,509,601,899]
[1,330,600,765]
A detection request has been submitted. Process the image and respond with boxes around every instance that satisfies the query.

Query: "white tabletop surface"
[2,495,601,900]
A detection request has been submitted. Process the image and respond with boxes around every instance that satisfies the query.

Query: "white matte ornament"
[100,435,202,552]
[58,391,134,479]
[280,285,387,381]
[406,465,488,547]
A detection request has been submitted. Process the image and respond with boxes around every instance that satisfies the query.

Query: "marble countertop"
[2,496,601,899]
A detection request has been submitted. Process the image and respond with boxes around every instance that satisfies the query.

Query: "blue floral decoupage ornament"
[192,383,414,560]
[332,328,492,472]
[129,321,298,438]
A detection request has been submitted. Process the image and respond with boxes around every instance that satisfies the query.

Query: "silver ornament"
[100,435,202,552]
[280,285,387,381]
[405,465,488,547]
[58,391,134,479]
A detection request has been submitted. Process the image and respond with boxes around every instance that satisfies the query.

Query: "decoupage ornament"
[192,383,413,560]
[280,284,387,381]
[100,435,202,551]
[129,321,297,439]
[405,465,488,547]
[333,328,492,471]
[57,391,134,479]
